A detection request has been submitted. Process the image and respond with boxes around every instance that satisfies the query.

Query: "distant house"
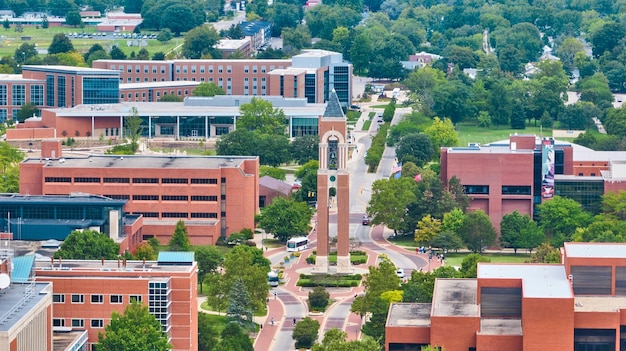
[216,38,252,58]
[409,51,442,65]
[96,13,142,32]
[259,176,293,207]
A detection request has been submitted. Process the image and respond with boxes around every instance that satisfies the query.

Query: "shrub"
[308,286,329,310]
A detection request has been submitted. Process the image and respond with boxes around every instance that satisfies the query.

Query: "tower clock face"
[328,139,338,170]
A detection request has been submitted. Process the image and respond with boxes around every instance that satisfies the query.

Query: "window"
[71,294,84,303]
[162,178,188,184]
[0,85,7,105]
[45,177,71,183]
[91,294,103,303]
[464,185,489,195]
[104,194,130,200]
[110,295,123,304]
[130,295,142,303]
[11,84,25,105]
[227,66,231,73]
[191,213,218,218]
[74,177,101,183]
[162,212,188,218]
[53,319,65,327]
[31,84,44,106]
[162,195,188,201]
[191,178,218,184]
[132,195,159,201]
[191,195,218,201]
[91,319,104,328]
[104,177,130,183]
[71,319,84,328]
[133,212,159,218]
[53,294,65,303]
[133,178,159,184]
[502,186,531,195]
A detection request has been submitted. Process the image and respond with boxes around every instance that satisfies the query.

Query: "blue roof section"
[157,251,195,265]
[11,255,35,283]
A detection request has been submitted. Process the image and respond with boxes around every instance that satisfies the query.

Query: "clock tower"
[313,90,352,274]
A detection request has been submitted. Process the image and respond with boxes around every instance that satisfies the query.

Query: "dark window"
[464,185,489,194]
[221,178,226,183]
[71,294,84,303]
[221,211,226,217]
[104,194,130,200]
[191,178,218,184]
[104,178,130,183]
[45,177,71,183]
[53,294,65,303]
[191,213,218,218]
[162,178,188,184]
[162,212,188,218]
[221,195,226,200]
[191,195,217,201]
[91,319,103,328]
[133,212,159,218]
[162,195,188,201]
[110,295,122,304]
[74,177,101,183]
[133,178,159,184]
[132,195,159,201]
[91,295,103,303]
[502,186,531,195]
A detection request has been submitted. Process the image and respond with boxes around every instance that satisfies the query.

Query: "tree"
[54,230,120,260]
[161,4,198,36]
[195,245,222,293]
[459,253,491,278]
[290,135,319,164]
[132,241,156,260]
[97,302,171,351]
[66,10,82,27]
[226,277,253,327]
[431,80,475,124]
[556,37,584,70]
[414,215,441,246]
[500,211,544,253]
[192,82,225,96]
[387,120,422,147]
[395,133,434,167]
[536,196,592,246]
[424,117,459,155]
[402,266,460,303]
[124,107,143,153]
[558,102,600,130]
[216,129,290,166]
[431,230,464,253]
[531,242,561,263]
[360,296,389,345]
[198,312,219,351]
[152,52,166,60]
[367,177,417,235]
[41,16,49,29]
[48,33,74,54]
[214,322,253,351]
[590,22,625,58]
[182,25,220,59]
[16,102,38,122]
[308,286,330,310]
[259,166,286,181]
[2,19,8,30]
[219,245,270,313]
[293,317,320,349]
[258,196,312,242]
[312,328,380,351]
[15,43,37,65]
[601,190,626,221]
[237,97,286,135]
[457,210,497,253]
[110,46,127,60]
[48,0,78,16]
[159,94,184,102]
[349,34,372,75]
[169,220,192,251]
[604,108,626,137]
[352,260,401,317]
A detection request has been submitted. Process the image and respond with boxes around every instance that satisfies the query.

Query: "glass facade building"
[555,178,604,214]
[83,77,119,105]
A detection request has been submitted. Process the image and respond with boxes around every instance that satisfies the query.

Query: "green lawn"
[370,104,388,109]
[362,120,372,131]
[456,122,552,147]
[0,25,179,57]
[200,313,229,335]
[262,238,284,249]
[200,301,267,317]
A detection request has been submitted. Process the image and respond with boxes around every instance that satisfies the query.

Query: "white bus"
[286,236,309,252]
[268,271,279,287]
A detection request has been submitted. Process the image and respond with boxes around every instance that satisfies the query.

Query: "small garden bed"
[306,251,367,265]
[297,273,362,287]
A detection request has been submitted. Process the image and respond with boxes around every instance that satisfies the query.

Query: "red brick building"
[34,252,198,351]
[19,142,259,245]
[440,135,626,230]
[386,242,626,351]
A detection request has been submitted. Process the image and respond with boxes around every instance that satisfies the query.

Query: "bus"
[268,271,279,287]
[286,236,309,252]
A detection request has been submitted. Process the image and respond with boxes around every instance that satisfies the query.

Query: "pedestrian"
[293,318,297,325]
[273,291,277,300]
[271,317,274,326]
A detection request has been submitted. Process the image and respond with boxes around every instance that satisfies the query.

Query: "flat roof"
[22,154,257,170]
[0,282,51,332]
[432,279,478,317]
[24,65,119,75]
[46,99,325,118]
[478,264,572,298]
[574,296,626,312]
[387,303,431,327]
[216,39,250,50]
[479,319,522,335]
[53,330,87,351]
[0,193,126,206]
[0,74,42,83]
[120,81,201,90]
[34,258,196,273]
[564,242,626,259]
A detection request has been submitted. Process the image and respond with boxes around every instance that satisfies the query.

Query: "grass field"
[0,25,179,58]
[456,122,553,146]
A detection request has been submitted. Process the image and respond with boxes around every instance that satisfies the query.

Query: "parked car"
[396,268,405,279]
[349,104,360,111]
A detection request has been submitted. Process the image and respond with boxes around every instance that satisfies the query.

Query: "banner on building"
[541,138,555,199]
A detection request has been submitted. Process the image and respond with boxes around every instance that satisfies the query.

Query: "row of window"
[111,64,278,75]
[53,318,103,328]
[464,185,533,195]
[133,212,220,218]
[53,294,141,304]
[0,84,45,106]
[46,177,221,184]
[131,195,218,201]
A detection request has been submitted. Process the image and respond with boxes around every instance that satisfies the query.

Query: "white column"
[148,115,152,139]
[91,116,95,139]
[205,116,209,139]
[176,116,180,139]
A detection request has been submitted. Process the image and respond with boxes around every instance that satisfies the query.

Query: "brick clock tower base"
[313,90,352,275]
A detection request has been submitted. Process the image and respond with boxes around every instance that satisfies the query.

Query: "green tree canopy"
[258,196,312,242]
[459,253,491,278]
[54,230,120,259]
[312,328,380,351]
[457,210,497,253]
[367,177,417,235]
[48,33,75,54]
[226,277,253,327]
[192,82,225,96]
[169,220,192,251]
[290,135,319,165]
[536,196,592,246]
[97,302,171,351]
[195,245,223,293]
[17,102,38,122]
[402,266,460,303]
[395,133,434,167]
[293,317,320,349]
[237,98,286,135]
[214,322,253,351]
[198,312,219,351]
[182,25,220,59]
